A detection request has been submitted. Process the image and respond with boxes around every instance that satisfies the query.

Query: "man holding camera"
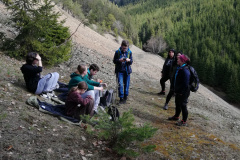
[113,40,133,104]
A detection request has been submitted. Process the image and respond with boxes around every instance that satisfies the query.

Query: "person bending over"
[68,64,107,113]
[87,64,101,82]
[21,52,59,98]
[65,81,94,120]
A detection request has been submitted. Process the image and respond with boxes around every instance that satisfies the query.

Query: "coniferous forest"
[2,0,240,103]
[120,0,240,103]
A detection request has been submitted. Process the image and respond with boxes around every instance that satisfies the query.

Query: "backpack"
[188,66,200,92]
[114,49,131,73]
[108,106,120,121]
[100,89,116,107]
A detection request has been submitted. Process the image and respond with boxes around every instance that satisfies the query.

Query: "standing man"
[113,40,133,104]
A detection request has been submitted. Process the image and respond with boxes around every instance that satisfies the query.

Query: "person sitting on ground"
[163,51,182,110]
[20,52,59,98]
[68,64,107,113]
[57,64,102,102]
[65,81,94,120]
[87,64,101,82]
[158,49,175,95]
[113,40,133,104]
[168,54,191,126]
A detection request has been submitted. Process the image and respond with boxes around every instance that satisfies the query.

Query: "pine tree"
[1,0,72,65]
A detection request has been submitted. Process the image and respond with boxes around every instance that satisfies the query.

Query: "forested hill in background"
[109,0,142,6]
[3,0,239,103]
[116,0,240,103]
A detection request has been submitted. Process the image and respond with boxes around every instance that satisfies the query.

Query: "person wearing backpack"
[168,54,191,126]
[163,51,182,110]
[113,40,133,104]
[20,52,59,99]
[65,81,94,120]
[158,49,175,95]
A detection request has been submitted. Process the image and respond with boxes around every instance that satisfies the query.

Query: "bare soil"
[0,2,240,160]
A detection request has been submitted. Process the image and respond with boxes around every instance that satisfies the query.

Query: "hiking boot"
[176,120,187,126]
[124,96,128,101]
[168,116,179,121]
[158,91,165,95]
[119,98,126,104]
[163,103,168,110]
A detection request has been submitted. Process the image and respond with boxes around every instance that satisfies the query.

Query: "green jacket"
[68,72,100,90]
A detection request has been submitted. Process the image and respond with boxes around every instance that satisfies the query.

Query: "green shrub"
[84,110,157,157]
[1,0,72,66]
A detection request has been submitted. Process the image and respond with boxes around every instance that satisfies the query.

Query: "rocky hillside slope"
[0,2,240,159]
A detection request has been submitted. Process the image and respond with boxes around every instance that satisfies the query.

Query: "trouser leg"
[117,72,124,98]
[123,73,130,97]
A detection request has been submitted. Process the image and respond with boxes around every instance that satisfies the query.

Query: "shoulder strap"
[127,50,131,58]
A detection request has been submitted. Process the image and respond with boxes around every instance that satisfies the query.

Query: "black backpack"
[108,106,120,121]
[188,66,200,92]
[100,89,116,107]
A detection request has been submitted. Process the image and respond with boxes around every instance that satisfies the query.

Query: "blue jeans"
[117,72,130,98]
[35,72,59,94]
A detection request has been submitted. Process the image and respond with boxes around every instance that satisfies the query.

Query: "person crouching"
[65,81,94,120]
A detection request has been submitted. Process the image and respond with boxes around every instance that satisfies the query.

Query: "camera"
[123,57,126,60]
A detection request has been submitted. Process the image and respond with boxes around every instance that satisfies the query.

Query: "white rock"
[82,156,87,160]
[48,148,54,153]
[81,136,86,141]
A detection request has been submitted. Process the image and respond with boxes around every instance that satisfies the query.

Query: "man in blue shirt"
[113,40,133,104]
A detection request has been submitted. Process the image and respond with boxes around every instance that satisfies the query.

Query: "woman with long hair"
[65,81,94,119]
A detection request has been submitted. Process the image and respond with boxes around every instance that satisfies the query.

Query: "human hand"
[119,58,125,62]
[36,54,41,61]
[126,58,130,62]
[87,95,93,99]
[101,83,107,88]
[97,79,102,83]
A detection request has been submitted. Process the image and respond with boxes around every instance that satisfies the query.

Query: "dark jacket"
[174,64,190,95]
[20,64,42,93]
[113,47,133,74]
[161,57,175,78]
[68,72,100,90]
[65,91,92,118]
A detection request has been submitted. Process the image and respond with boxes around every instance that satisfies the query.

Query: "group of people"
[20,39,191,126]
[20,40,133,121]
[158,49,191,126]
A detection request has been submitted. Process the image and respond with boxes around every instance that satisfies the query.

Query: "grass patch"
[0,113,7,121]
